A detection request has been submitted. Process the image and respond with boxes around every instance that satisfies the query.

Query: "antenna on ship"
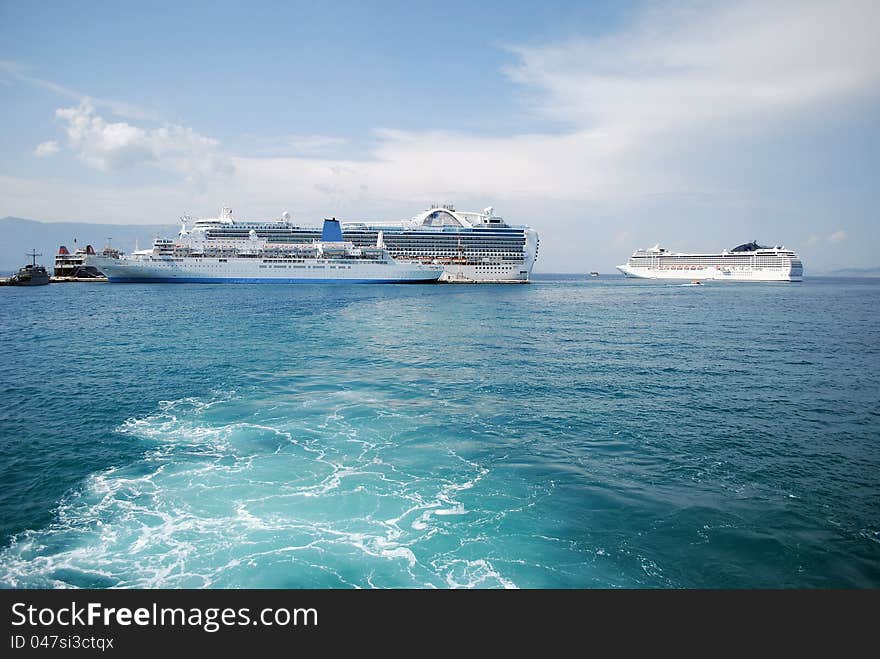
[26,249,41,267]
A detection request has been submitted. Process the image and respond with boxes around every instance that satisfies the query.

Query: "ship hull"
[438,264,531,283]
[105,277,439,284]
[616,264,802,282]
[88,256,442,284]
[8,277,50,286]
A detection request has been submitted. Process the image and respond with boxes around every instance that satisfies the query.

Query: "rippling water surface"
[0,276,878,587]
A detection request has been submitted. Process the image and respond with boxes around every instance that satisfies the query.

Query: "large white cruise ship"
[617,241,804,282]
[85,218,443,284]
[183,205,539,283]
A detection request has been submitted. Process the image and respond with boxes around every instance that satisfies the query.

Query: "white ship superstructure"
[54,243,119,279]
[617,241,803,282]
[186,205,538,283]
[86,216,443,284]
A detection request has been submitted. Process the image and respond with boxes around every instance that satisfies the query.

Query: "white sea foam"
[0,392,525,589]
[441,559,518,589]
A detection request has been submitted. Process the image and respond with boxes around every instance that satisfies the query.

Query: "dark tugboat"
[9,250,51,286]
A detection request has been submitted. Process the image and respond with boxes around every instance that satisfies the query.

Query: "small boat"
[691,279,702,285]
[8,251,51,286]
[589,271,599,277]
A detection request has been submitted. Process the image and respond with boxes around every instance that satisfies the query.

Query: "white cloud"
[34,141,59,157]
[33,0,878,213]
[55,100,232,187]
[0,60,159,121]
[506,0,880,136]
[32,1,880,209]
[284,135,349,154]
[246,134,352,157]
[828,230,847,243]
[224,0,880,209]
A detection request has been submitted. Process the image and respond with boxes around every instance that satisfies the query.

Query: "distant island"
[826,266,880,277]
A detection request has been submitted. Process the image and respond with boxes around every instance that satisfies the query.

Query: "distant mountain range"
[826,266,880,276]
[0,217,174,275]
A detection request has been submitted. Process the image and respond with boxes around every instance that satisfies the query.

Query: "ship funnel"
[58,245,69,255]
[85,244,96,255]
[321,217,343,242]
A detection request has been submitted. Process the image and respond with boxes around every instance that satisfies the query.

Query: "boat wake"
[0,393,518,588]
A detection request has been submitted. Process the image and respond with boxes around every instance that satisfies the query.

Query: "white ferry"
[54,244,119,280]
[85,218,443,284]
[617,241,804,282]
[183,205,538,283]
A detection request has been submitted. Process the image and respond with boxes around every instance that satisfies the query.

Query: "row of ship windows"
[385,242,526,247]
[261,258,371,263]
[633,256,781,260]
[209,237,526,243]
[199,243,526,250]
[400,256,524,259]
[144,263,368,269]
[257,238,528,247]
[398,251,523,257]
[209,230,525,236]
[258,265,354,269]
[156,253,521,262]
[159,257,385,265]
[632,264,790,270]
[237,244,521,253]
[393,247,525,253]
[635,260,789,263]
[633,260,788,266]
[633,257,787,262]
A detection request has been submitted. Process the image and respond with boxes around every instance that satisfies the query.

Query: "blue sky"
[1,0,878,272]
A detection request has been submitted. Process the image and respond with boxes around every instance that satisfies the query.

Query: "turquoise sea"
[0,275,878,588]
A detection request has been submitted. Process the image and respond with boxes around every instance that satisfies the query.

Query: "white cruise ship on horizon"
[617,241,804,282]
[85,218,443,284]
[182,205,539,283]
